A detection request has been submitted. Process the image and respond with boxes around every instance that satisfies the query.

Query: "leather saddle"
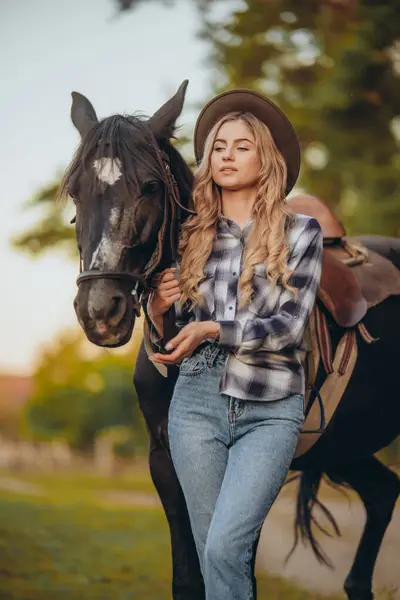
[288,194,400,327]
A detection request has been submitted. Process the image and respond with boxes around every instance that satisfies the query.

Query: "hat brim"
[194,89,300,194]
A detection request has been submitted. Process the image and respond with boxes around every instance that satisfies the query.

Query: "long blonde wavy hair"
[179,111,297,309]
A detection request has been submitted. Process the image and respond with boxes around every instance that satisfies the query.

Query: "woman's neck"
[220,188,257,229]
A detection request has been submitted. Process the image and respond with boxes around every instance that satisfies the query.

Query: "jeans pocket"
[179,355,208,377]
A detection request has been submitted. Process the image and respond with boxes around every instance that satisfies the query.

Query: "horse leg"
[327,456,400,600]
[134,341,205,600]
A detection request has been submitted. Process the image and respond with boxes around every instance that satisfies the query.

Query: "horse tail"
[286,469,342,568]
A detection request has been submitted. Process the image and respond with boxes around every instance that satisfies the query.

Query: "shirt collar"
[217,215,253,240]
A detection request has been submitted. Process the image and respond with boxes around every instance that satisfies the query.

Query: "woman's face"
[210,119,261,191]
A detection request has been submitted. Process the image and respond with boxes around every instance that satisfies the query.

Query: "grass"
[0,468,347,600]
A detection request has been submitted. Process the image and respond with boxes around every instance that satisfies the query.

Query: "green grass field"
[0,467,345,600]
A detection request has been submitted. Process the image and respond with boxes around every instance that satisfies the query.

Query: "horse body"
[63,82,400,600]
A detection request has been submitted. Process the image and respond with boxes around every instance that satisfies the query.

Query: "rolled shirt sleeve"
[217,218,323,354]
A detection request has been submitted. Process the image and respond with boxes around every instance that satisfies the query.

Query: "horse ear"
[70,92,99,138]
[148,80,189,140]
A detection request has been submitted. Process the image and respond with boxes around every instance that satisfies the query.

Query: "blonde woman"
[147,90,323,600]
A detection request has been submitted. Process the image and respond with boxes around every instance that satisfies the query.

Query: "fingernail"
[165,343,173,351]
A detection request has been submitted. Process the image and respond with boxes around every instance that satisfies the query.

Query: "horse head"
[61,80,193,347]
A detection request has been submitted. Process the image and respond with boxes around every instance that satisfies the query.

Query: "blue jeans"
[168,343,304,600]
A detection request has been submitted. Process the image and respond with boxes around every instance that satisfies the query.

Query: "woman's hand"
[149,267,181,318]
[150,321,220,365]
[147,268,181,337]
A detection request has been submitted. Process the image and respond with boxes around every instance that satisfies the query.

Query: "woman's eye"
[213,146,225,152]
[237,147,249,151]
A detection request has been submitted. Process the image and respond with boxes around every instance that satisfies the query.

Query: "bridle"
[74,145,195,319]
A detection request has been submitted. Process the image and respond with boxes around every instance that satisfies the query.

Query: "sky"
[0,0,239,375]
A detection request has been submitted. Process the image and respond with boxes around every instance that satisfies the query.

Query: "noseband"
[75,146,195,317]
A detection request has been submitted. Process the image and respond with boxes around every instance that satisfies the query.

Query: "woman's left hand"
[150,321,220,365]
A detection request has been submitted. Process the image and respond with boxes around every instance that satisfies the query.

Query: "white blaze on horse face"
[89,234,122,270]
[89,165,124,270]
[89,209,124,270]
[109,207,121,228]
[93,158,122,185]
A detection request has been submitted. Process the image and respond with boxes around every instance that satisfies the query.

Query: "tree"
[115,0,400,236]
[12,0,400,260]
[22,329,148,453]
[11,179,78,258]
[200,0,400,235]
[115,0,213,14]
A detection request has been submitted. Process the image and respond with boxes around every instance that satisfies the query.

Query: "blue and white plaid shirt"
[151,213,323,402]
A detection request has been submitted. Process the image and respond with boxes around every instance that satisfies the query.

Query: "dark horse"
[61,81,400,600]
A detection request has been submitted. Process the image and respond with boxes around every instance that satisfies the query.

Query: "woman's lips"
[220,167,237,173]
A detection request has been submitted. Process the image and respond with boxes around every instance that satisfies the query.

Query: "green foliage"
[22,329,147,453]
[12,1,400,259]
[201,0,400,235]
[115,0,214,13]
[11,179,77,259]
[116,0,400,236]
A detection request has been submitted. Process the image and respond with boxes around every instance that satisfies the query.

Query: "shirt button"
[229,306,233,310]
[233,272,237,276]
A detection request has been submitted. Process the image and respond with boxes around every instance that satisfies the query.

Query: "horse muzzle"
[74,278,142,347]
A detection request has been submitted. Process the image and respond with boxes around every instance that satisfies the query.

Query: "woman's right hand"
[148,267,181,319]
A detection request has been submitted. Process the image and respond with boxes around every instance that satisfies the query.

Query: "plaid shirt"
[151,213,323,402]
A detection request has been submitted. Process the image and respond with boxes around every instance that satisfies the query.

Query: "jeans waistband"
[194,342,229,368]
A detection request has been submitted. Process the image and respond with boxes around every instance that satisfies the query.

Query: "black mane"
[59,113,194,207]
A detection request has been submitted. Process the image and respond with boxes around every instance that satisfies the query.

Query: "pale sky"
[1,0,239,374]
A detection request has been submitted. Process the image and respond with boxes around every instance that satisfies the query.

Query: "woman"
[147,89,323,599]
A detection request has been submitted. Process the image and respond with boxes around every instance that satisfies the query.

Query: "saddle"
[144,194,400,456]
[288,194,400,458]
[287,195,400,327]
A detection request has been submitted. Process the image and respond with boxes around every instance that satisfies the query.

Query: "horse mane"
[58,114,194,210]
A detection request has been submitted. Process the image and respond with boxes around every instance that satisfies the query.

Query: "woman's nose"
[222,148,234,160]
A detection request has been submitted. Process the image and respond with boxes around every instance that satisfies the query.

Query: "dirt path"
[256,491,400,598]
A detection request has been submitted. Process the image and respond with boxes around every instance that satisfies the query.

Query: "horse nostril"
[107,293,127,327]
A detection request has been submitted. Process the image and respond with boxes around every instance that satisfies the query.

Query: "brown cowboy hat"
[194,88,300,194]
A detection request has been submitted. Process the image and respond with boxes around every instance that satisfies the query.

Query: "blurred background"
[1,0,399,598]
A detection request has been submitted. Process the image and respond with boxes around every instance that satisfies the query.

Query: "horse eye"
[142,181,160,196]
[70,216,76,224]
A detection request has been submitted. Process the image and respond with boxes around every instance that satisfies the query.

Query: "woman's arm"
[217,218,323,354]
